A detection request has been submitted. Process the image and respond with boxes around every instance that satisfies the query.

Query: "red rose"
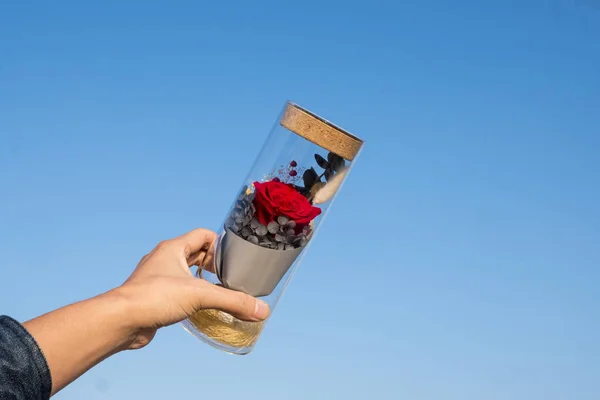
[252,180,321,229]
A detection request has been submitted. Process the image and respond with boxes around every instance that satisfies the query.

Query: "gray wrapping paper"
[217,228,303,297]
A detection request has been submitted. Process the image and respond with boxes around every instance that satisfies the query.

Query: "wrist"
[95,288,141,350]
[106,284,163,350]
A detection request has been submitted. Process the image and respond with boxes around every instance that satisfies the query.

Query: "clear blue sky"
[1,1,599,399]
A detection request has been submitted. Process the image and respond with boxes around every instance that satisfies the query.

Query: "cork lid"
[279,102,364,161]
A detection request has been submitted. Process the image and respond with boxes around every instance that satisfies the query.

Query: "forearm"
[23,290,134,396]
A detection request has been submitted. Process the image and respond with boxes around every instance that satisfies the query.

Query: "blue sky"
[1,1,599,399]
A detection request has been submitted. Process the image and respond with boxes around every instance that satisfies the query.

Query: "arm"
[18,228,269,397]
[21,291,132,395]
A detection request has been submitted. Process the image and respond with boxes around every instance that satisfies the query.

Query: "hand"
[114,228,270,349]
[23,227,270,396]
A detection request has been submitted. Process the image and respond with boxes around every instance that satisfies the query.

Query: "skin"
[22,228,270,396]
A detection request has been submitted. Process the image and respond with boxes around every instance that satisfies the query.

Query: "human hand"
[114,228,270,349]
[23,228,270,395]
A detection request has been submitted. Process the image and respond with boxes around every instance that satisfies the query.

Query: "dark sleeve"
[0,316,52,400]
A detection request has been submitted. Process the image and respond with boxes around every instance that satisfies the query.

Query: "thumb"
[198,283,270,322]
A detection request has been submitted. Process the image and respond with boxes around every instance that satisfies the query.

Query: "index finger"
[175,228,217,259]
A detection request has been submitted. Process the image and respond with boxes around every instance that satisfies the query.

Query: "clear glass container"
[181,101,364,354]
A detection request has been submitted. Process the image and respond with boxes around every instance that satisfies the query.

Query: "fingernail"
[254,300,270,320]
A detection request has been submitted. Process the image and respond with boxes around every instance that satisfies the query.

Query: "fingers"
[186,236,216,273]
[200,238,216,272]
[197,283,270,322]
[176,228,217,258]
[187,230,217,273]
[147,229,217,274]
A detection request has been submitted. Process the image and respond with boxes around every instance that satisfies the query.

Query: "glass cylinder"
[181,101,364,354]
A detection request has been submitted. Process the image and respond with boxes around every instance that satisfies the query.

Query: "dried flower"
[312,166,348,205]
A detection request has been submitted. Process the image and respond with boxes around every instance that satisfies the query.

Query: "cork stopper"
[279,102,364,161]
